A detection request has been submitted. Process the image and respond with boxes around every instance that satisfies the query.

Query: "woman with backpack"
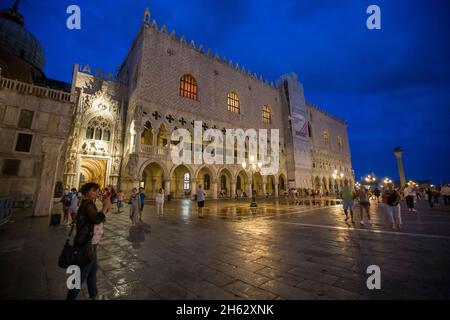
[383,183,402,230]
[66,182,106,300]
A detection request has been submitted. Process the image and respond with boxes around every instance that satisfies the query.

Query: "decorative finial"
[143,6,151,25]
[12,0,20,11]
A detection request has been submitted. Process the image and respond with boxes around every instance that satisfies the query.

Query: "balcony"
[0,76,74,103]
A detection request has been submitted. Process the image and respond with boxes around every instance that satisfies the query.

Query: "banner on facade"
[291,111,308,138]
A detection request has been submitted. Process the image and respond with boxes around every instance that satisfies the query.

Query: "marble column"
[32,137,65,217]
[231,180,236,199]
[191,180,197,198]
[164,179,171,197]
[213,180,218,199]
[394,147,406,187]
[135,126,142,154]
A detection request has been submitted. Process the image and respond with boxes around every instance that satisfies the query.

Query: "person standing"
[197,184,205,218]
[358,187,371,225]
[374,187,381,203]
[383,183,402,230]
[155,188,165,217]
[68,188,80,224]
[341,180,355,223]
[66,182,106,300]
[403,184,416,212]
[129,188,141,226]
[427,187,434,208]
[101,187,112,214]
[60,188,72,224]
[442,184,450,206]
[139,187,146,222]
[116,190,125,213]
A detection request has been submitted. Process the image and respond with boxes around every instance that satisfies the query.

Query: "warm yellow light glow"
[242,162,247,169]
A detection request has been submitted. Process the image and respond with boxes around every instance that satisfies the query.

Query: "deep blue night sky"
[9,0,450,184]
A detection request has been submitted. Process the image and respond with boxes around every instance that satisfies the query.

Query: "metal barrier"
[0,196,15,226]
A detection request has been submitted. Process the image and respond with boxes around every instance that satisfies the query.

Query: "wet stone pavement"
[1,198,450,300]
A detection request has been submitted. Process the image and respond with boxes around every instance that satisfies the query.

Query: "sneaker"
[360,221,365,226]
[344,216,349,222]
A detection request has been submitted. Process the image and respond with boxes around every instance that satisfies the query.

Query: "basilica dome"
[0,4,45,73]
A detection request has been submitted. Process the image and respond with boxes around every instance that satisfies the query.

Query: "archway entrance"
[170,165,191,198]
[218,168,232,198]
[79,158,108,188]
[142,162,165,198]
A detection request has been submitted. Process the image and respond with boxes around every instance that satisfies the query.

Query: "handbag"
[58,223,94,269]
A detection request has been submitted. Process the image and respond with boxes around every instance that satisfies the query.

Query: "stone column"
[135,125,142,154]
[164,179,171,197]
[393,147,406,187]
[262,176,267,197]
[191,179,197,199]
[231,179,236,198]
[213,179,218,199]
[274,183,279,197]
[32,137,65,217]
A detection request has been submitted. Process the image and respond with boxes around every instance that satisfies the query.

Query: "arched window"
[280,177,285,190]
[183,172,190,190]
[141,121,153,145]
[323,128,329,144]
[262,105,271,124]
[204,174,210,190]
[227,92,240,114]
[85,116,111,142]
[179,74,198,100]
[86,127,94,139]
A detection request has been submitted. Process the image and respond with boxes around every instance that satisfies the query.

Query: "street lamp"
[332,169,345,194]
[242,155,262,207]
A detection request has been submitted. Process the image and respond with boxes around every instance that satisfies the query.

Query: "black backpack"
[387,191,399,206]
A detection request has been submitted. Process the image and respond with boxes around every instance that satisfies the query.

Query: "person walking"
[155,188,165,217]
[340,180,355,223]
[403,184,416,212]
[196,184,205,218]
[129,188,141,226]
[139,187,146,222]
[116,190,125,213]
[358,187,371,225]
[66,182,106,300]
[383,183,402,230]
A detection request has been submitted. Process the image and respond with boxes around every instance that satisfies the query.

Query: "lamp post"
[332,169,344,194]
[242,155,262,207]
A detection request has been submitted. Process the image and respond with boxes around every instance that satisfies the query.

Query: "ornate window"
[141,121,153,145]
[227,92,240,114]
[85,116,111,142]
[337,136,343,150]
[183,172,190,190]
[323,128,329,144]
[179,74,198,101]
[262,105,271,124]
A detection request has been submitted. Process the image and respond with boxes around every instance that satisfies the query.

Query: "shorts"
[197,200,205,208]
[343,199,354,210]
